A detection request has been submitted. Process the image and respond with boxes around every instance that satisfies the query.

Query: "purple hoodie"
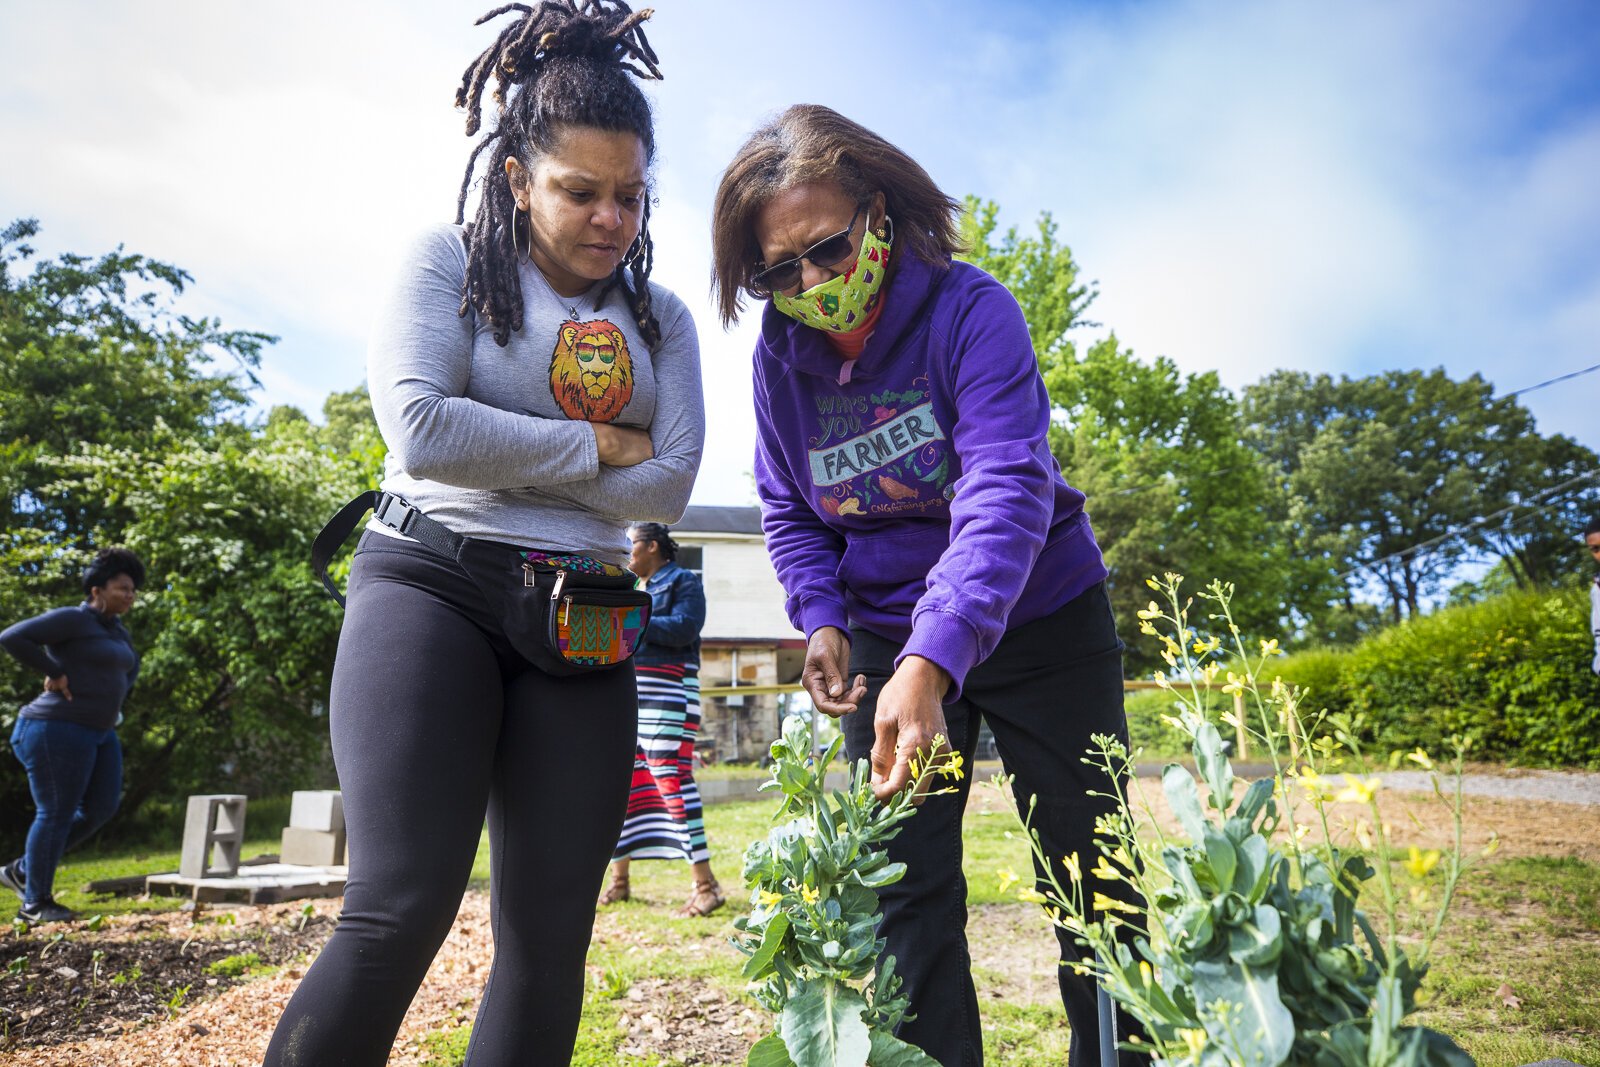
[752,251,1109,700]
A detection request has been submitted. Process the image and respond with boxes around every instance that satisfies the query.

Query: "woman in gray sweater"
[263,5,703,1065]
[1,548,144,925]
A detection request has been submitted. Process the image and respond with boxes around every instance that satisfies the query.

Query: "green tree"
[958,199,1302,663]
[0,219,374,838]
[1243,369,1599,622]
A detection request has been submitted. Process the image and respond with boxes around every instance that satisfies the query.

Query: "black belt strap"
[311,490,466,607]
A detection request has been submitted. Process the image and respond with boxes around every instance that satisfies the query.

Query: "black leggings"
[264,533,637,1067]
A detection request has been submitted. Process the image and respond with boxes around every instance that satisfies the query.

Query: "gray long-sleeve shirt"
[1,604,139,731]
[366,225,705,563]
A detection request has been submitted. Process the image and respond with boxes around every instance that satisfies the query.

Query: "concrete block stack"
[179,794,248,878]
[281,790,346,867]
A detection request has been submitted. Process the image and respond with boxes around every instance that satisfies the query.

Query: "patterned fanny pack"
[512,548,650,672]
[312,491,652,676]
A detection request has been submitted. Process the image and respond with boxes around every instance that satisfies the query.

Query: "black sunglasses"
[751,203,866,295]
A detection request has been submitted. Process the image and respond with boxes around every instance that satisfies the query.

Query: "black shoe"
[0,860,22,899]
[18,899,76,924]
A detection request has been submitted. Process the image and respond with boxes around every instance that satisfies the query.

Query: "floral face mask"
[769,217,893,333]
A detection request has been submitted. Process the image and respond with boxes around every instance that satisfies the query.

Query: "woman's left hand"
[869,655,951,804]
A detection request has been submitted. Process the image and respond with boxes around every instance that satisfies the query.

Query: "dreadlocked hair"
[454,1,663,347]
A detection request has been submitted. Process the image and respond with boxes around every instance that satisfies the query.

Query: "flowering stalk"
[994,574,1478,1067]
[734,716,962,1067]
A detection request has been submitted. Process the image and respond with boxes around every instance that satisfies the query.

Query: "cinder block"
[289,790,344,833]
[179,795,248,879]
[280,826,347,867]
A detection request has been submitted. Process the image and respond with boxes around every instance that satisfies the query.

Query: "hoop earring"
[513,206,530,261]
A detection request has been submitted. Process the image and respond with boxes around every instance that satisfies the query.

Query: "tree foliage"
[0,220,378,840]
[957,199,1306,664]
[1243,370,1599,623]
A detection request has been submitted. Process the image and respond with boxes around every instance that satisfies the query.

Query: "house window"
[677,545,703,580]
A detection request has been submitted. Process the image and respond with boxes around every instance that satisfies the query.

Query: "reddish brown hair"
[710,104,963,328]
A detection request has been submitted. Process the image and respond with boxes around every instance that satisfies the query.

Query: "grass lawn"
[40,789,1600,1067]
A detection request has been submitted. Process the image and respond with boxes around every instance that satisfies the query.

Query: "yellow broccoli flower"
[1017,887,1050,904]
[1062,852,1082,881]
[1259,638,1282,657]
[799,884,820,906]
[1091,856,1122,883]
[1404,847,1441,879]
[997,868,1020,895]
[1335,775,1380,805]
[1405,748,1435,771]
[1092,892,1141,915]
[756,889,784,908]
[1221,672,1245,695]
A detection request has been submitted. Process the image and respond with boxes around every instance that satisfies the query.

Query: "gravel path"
[1379,768,1600,806]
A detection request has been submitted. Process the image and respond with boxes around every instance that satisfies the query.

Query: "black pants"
[264,534,637,1067]
[841,583,1143,1067]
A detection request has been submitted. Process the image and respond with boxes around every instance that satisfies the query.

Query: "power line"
[1502,361,1600,399]
[1334,467,1600,583]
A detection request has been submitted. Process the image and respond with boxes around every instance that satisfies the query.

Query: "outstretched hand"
[869,655,951,804]
[801,626,867,718]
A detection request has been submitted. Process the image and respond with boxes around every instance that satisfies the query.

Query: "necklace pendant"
[568,304,580,319]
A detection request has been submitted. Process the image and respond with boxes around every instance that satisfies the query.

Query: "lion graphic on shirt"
[549,318,634,422]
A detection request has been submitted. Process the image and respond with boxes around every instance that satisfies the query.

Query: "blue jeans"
[9,717,123,908]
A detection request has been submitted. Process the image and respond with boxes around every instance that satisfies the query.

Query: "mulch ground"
[1,782,1594,1066]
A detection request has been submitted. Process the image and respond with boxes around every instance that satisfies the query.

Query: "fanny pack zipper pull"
[561,595,572,627]
[523,563,538,588]
[550,569,568,602]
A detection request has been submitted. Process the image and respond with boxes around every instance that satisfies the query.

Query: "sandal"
[676,877,725,918]
[597,874,630,906]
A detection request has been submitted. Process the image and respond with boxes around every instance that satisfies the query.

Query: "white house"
[671,505,805,763]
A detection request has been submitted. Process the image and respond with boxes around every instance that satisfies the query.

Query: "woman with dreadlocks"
[710,105,1143,1067]
[264,4,702,1064]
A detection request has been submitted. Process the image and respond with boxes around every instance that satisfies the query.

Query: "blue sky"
[2,0,1596,506]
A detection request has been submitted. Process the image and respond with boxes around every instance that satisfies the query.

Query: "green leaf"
[781,980,871,1067]
[1203,828,1238,893]
[1192,960,1294,1067]
[744,913,792,980]
[1233,835,1271,899]
[1194,722,1234,813]
[851,862,906,888]
[748,1031,798,1067]
[1226,906,1283,967]
[866,1030,943,1066]
[1234,777,1275,826]
[1163,764,1207,840]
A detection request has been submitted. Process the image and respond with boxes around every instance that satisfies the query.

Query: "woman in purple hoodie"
[712,105,1142,1067]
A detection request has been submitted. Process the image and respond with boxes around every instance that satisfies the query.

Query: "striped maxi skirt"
[613,661,709,863]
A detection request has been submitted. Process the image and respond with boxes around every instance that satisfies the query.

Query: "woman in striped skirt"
[600,523,724,916]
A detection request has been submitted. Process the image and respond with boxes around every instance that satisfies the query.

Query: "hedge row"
[1273,585,1600,768]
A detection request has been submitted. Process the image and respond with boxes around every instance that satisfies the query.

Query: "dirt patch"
[605,976,765,1065]
[967,903,1062,1007]
[0,904,333,1052]
[967,773,1600,862]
